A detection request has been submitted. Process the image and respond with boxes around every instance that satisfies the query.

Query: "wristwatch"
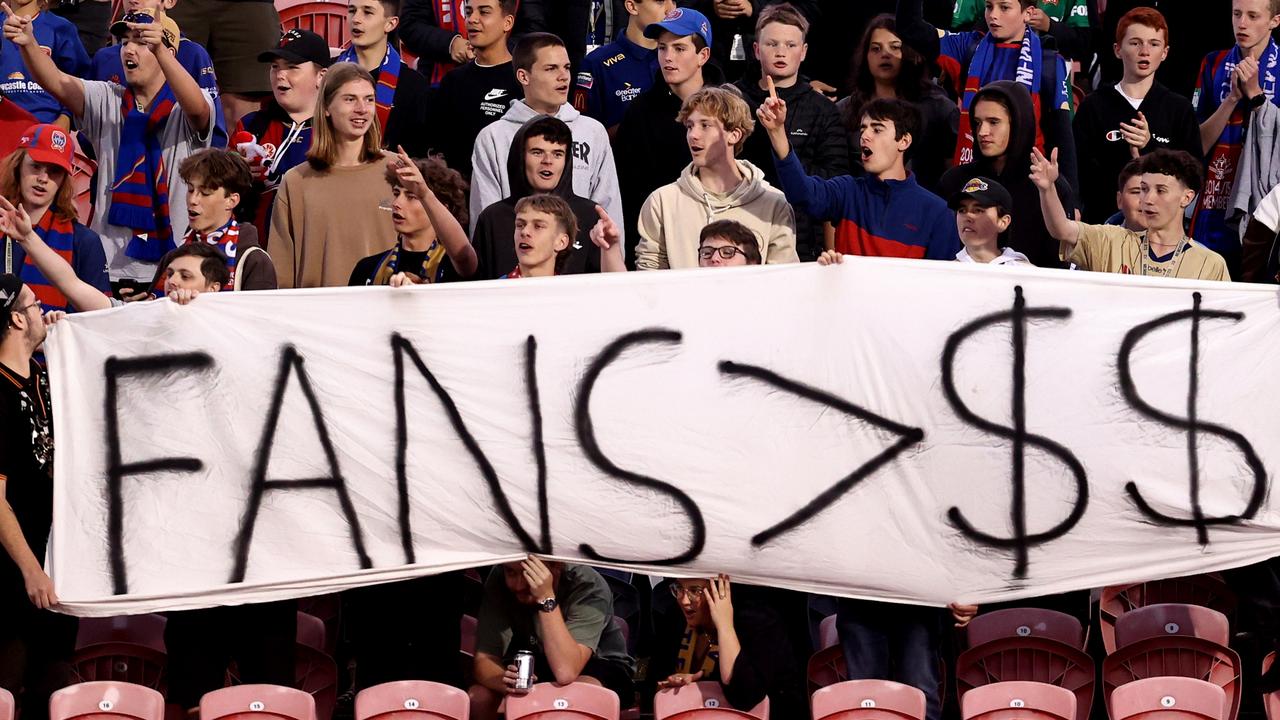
[537,596,558,613]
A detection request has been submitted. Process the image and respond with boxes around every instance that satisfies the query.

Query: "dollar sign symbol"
[1118,292,1265,545]
[941,286,1089,579]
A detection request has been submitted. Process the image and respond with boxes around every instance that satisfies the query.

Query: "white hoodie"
[469,100,622,238]
[635,160,798,270]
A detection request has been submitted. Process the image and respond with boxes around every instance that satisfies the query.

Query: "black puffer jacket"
[938,80,1076,268]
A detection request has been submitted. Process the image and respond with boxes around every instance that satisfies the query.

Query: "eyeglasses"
[669,584,710,601]
[697,245,749,261]
[7,300,40,327]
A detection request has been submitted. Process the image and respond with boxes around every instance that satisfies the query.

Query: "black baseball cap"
[0,274,24,314]
[258,28,333,67]
[948,176,1014,213]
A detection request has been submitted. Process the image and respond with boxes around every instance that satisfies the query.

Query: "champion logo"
[484,88,508,101]
[1105,130,1123,142]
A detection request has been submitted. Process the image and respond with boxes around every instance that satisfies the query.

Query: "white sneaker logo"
[484,88,508,101]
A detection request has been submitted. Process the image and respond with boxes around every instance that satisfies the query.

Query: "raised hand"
[0,195,34,240]
[388,146,431,200]
[755,77,788,134]
[1028,147,1059,191]
[127,20,165,54]
[1,4,34,48]
[702,574,734,633]
[1119,111,1151,156]
[589,205,621,250]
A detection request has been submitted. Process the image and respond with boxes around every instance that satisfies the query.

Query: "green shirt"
[475,564,635,672]
[952,0,1089,29]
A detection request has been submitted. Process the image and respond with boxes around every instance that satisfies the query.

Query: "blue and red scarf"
[1191,39,1280,255]
[955,26,1044,165]
[184,217,240,291]
[110,84,176,262]
[9,211,75,312]
[336,43,400,134]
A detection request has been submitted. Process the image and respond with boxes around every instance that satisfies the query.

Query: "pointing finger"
[766,74,777,101]
[594,204,609,221]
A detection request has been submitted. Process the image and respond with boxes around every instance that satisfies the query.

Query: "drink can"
[514,650,535,690]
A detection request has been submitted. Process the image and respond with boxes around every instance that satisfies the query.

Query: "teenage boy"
[0,273,76,720]
[1033,146,1229,280]
[696,218,762,267]
[1074,8,1200,223]
[469,556,634,720]
[469,32,620,239]
[614,7,722,260]
[178,148,275,290]
[952,0,1097,63]
[734,4,847,261]
[430,0,522,177]
[235,28,331,238]
[0,0,88,127]
[574,0,672,131]
[1191,0,1280,270]
[897,0,1078,193]
[636,85,797,269]
[949,176,1030,265]
[759,93,960,260]
[90,0,225,146]
[338,0,433,156]
[6,7,217,289]
[1108,158,1146,231]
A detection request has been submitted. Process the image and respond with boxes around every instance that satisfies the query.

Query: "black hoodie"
[938,80,1076,268]
[467,115,602,280]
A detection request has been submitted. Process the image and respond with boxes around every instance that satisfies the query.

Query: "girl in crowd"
[268,62,395,289]
[838,15,958,192]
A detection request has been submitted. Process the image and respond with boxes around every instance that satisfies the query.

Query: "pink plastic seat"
[967,609,1085,650]
[200,685,317,720]
[1101,636,1240,720]
[961,681,1076,720]
[808,645,849,695]
[654,682,768,719]
[1111,677,1226,720]
[276,0,348,49]
[72,615,168,690]
[459,615,477,658]
[811,679,925,720]
[819,615,839,650]
[294,615,337,720]
[1113,605,1230,650]
[1263,653,1279,720]
[0,687,11,720]
[297,596,340,656]
[354,681,468,720]
[955,636,1094,720]
[1100,576,1237,654]
[50,681,165,720]
[505,682,620,719]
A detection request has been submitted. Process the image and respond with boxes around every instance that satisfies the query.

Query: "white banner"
[45,259,1280,616]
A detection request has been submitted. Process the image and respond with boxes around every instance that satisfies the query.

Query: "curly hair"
[384,155,470,227]
[1140,149,1203,194]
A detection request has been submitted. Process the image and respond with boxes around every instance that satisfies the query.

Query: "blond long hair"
[306,62,384,171]
[0,149,77,223]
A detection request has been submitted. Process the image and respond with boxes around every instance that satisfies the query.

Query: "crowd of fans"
[1,0,1280,717]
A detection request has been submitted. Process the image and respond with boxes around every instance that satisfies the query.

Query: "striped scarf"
[110,84,176,262]
[336,43,401,134]
[1191,40,1280,254]
[8,211,75,312]
[955,28,1043,165]
[184,218,239,291]
[369,236,445,285]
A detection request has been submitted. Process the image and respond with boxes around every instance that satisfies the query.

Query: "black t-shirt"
[0,359,54,582]
[348,249,431,286]
[375,61,434,159]
[430,60,524,178]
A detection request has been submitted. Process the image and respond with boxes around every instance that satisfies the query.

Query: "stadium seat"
[1263,653,1279,720]
[294,613,338,720]
[297,595,340,656]
[1110,677,1226,720]
[818,615,839,650]
[459,615,477,657]
[200,684,317,720]
[966,609,1085,650]
[0,687,10,720]
[1100,576,1236,653]
[50,681,165,720]
[505,682,620,719]
[653,682,768,719]
[811,679,925,720]
[1101,636,1240,720]
[955,636,1094,720]
[275,0,349,50]
[808,645,849,696]
[69,133,95,226]
[72,615,168,690]
[353,680,468,720]
[1113,604,1230,649]
[960,681,1076,720]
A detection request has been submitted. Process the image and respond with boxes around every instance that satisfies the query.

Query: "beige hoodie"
[635,160,799,270]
